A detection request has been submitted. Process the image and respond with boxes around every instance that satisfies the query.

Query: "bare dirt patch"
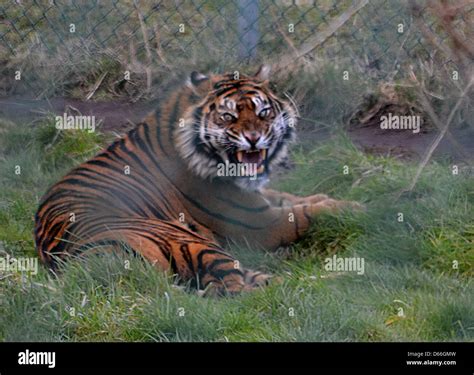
[347,119,474,162]
[0,96,472,163]
[0,96,158,134]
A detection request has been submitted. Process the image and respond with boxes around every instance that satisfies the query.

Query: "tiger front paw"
[200,278,246,297]
[308,198,365,215]
[302,193,329,204]
[243,269,274,288]
[199,269,275,297]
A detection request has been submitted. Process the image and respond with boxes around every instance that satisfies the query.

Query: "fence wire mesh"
[0,0,472,98]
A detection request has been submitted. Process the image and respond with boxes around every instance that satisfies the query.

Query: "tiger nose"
[243,131,261,147]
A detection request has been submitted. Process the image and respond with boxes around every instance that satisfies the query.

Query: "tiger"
[34,65,361,295]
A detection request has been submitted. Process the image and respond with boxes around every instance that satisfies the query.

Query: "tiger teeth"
[235,149,267,164]
[257,165,265,174]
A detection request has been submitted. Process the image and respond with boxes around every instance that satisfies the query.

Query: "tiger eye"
[221,113,236,122]
[258,108,271,119]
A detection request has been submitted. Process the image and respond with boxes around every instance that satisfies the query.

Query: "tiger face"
[176,65,297,190]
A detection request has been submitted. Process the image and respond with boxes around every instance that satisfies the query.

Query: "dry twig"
[86,72,107,101]
[401,73,474,195]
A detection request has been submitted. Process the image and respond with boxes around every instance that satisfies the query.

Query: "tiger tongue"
[241,151,261,165]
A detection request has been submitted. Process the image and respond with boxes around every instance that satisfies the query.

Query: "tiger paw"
[304,193,329,204]
[199,269,274,297]
[243,269,274,288]
[199,279,246,297]
[308,198,365,215]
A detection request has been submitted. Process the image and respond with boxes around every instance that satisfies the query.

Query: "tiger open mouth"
[234,149,267,175]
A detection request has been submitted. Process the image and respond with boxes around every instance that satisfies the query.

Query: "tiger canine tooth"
[236,151,243,162]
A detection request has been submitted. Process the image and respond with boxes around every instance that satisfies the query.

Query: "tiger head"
[175,65,297,190]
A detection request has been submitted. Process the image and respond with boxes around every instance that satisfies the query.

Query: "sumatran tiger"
[34,65,361,295]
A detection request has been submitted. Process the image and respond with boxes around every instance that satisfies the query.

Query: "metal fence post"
[237,0,260,62]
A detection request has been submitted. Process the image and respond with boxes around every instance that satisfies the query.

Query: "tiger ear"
[190,71,209,85]
[254,64,271,81]
[188,71,212,95]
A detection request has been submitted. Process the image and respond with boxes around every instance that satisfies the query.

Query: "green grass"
[0,119,472,342]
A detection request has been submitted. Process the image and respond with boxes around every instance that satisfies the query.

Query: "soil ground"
[0,96,472,163]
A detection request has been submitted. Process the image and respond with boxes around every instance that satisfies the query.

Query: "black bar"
[0,342,472,371]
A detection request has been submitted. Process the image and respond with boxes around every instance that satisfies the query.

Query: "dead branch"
[86,72,107,101]
[403,73,474,194]
[153,23,172,71]
[414,75,471,162]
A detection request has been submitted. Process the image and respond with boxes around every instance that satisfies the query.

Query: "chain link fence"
[0,0,472,98]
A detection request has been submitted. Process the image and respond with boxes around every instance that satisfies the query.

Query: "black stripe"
[76,239,130,253]
[209,268,243,281]
[134,123,177,214]
[116,135,176,215]
[180,190,269,230]
[71,169,165,220]
[179,244,195,274]
[61,177,148,217]
[155,107,169,157]
[133,232,177,274]
[206,257,235,272]
[41,220,66,250]
[168,92,182,146]
[196,248,232,279]
[127,124,177,214]
[37,200,72,229]
[218,84,263,99]
[212,85,240,98]
[215,195,270,213]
